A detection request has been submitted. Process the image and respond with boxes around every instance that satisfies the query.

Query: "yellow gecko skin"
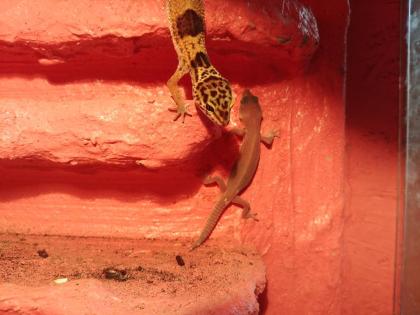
[166,0,234,126]
[191,90,278,250]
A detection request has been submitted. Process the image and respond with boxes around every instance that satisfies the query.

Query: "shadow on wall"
[0,31,295,206]
[0,36,295,87]
[0,131,240,205]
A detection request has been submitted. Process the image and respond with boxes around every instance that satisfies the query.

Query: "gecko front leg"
[167,62,192,122]
[229,126,246,137]
[203,175,227,191]
[261,130,279,147]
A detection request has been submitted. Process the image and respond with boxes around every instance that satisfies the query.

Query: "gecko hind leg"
[204,176,258,221]
[167,63,192,122]
[203,175,226,192]
[232,196,259,221]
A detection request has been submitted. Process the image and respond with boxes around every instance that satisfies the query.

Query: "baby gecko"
[166,0,234,126]
[191,89,278,249]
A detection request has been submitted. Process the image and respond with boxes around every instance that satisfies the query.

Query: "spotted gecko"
[166,0,234,125]
[191,90,278,249]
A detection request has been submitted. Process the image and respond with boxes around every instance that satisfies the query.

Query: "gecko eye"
[206,104,215,112]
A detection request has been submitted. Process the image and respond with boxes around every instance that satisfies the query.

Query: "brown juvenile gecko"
[166,0,234,125]
[191,89,278,249]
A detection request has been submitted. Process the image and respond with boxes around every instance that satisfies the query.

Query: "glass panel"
[402,1,420,314]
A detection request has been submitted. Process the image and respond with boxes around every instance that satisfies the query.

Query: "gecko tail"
[190,197,229,250]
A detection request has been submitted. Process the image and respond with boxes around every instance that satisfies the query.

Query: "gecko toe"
[203,175,214,185]
[169,104,192,122]
[244,212,259,222]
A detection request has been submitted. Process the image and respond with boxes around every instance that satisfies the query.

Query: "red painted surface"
[0,0,351,314]
[247,0,349,313]
[343,1,401,314]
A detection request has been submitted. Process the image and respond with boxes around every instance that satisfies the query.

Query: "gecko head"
[193,75,234,126]
[239,89,262,123]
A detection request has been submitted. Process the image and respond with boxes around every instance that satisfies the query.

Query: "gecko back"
[166,0,234,126]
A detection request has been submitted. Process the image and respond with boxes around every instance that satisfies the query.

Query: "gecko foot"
[168,103,192,123]
[243,211,259,222]
[234,197,258,222]
[203,175,227,192]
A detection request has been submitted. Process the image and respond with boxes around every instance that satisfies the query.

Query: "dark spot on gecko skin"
[195,52,210,68]
[204,75,224,84]
[241,91,259,105]
[190,52,210,69]
[221,110,229,120]
[177,9,204,38]
[210,91,217,97]
[206,104,215,112]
